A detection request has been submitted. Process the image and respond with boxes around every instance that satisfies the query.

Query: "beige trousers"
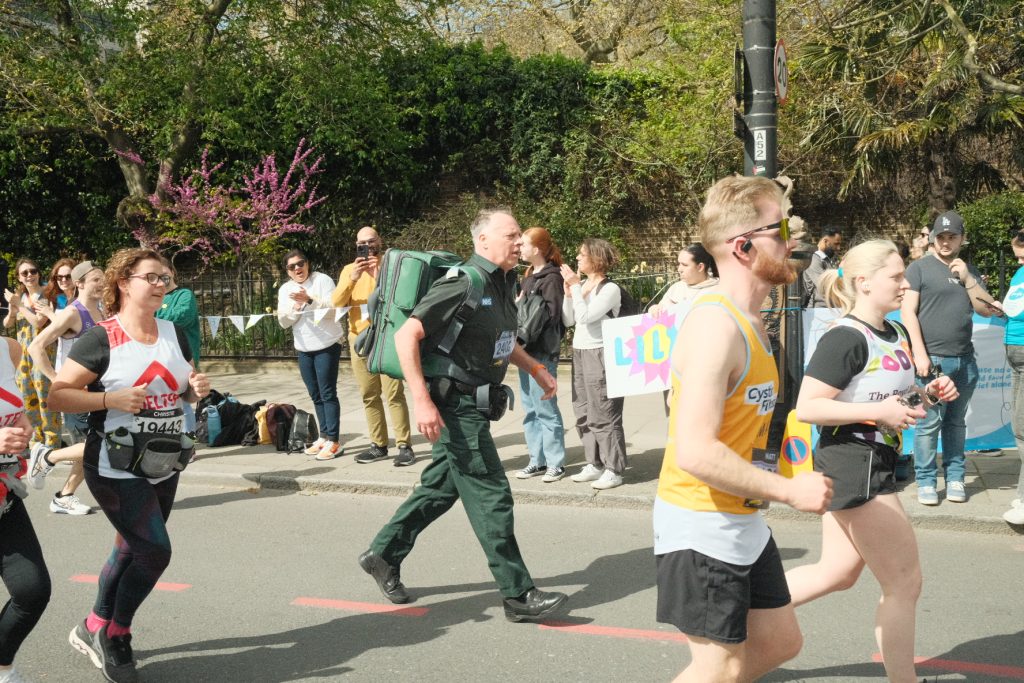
[348,333,412,447]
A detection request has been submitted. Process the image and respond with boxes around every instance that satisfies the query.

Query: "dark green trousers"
[370,392,534,598]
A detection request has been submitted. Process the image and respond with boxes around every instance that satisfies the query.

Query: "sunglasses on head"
[19,268,38,277]
[287,260,307,271]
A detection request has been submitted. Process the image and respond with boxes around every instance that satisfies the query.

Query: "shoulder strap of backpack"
[594,277,620,318]
[436,264,485,355]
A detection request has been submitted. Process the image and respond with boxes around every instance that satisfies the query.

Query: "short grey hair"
[470,207,514,238]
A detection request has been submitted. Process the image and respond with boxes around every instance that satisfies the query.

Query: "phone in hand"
[356,244,370,259]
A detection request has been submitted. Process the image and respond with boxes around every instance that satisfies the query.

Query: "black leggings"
[85,469,178,628]
[0,497,51,665]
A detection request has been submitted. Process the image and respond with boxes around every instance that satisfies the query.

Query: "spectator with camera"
[332,227,414,467]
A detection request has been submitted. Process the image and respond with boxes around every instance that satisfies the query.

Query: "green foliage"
[958,192,1024,292]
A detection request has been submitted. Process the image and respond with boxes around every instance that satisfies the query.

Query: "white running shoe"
[570,464,604,483]
[50,494,92,516]
[591,470,624,490]
[304,437,327,455]
[27,443,54,490]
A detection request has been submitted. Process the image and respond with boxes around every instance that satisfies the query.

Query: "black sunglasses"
[287,260,307,271]
[19,268,39,277]
[56,274,73,281]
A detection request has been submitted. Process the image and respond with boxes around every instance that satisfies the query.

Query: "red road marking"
[69,574,191,592]
[539,621,688,643]
[291,597,429,617]
[873,652,1024,680]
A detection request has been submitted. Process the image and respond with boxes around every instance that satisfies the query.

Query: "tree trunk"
[923,141,957,219]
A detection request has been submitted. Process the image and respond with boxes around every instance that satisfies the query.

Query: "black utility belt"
[429,377,515,421]
[105,428,195,478]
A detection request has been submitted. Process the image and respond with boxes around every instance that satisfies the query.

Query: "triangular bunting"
[334,306,350,323]
[207,316,222,339]
[313,307,330,324]
[359,304,368,318]
[245,314,266,329]
[228,315,245,333]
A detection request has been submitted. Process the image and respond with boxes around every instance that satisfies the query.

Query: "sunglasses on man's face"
[287,260,307,271]
[727,217,791,245]
[19,268,38,277]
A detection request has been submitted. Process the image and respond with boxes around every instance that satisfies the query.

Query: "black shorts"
[814,435,898,511]
[655,535,791,644]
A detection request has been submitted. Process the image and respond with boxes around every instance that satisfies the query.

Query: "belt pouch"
[175,433,196,472]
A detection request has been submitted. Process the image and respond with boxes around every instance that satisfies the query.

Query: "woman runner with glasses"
[49,248,210,683]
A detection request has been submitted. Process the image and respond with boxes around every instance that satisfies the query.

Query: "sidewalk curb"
[180,469,1023,535]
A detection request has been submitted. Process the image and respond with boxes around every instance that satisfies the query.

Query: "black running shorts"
[813,435,898,511]
[655,535,791,644]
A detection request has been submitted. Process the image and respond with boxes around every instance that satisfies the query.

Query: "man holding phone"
[332,227,414,466]
[901,210,1002,506]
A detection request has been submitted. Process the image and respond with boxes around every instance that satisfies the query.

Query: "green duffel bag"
[354,249,484,381]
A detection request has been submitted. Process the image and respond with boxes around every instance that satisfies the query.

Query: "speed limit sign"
[774,39,789,106]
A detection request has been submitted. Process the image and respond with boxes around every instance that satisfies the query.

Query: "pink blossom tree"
[143,139,326,270]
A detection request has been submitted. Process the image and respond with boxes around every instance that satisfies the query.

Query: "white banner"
[602,304,688,399]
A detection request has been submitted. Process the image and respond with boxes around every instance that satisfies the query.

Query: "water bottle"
[204,405,221,445]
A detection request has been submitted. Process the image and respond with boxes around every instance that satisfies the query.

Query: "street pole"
[742,0,777,178]
[740,0,804,423]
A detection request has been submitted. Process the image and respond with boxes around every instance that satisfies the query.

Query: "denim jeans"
[1005,345,1024,499]
[518,357,565,469]
[913,353,979,488]
[297,342,341,441]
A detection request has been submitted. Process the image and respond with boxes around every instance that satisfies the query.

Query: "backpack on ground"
[267,403,297,452]
[212,398,265,448]
[286,409,318,454]
[596,278,641,318]
[353,249,485,380]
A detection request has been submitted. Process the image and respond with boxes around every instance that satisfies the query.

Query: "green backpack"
[353,249,485,381]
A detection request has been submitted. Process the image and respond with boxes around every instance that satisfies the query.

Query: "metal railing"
[188,265,680,360]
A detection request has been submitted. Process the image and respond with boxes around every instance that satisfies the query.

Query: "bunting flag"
[199,306,363,336]
[207,316,222,339]
[359,304,368,318]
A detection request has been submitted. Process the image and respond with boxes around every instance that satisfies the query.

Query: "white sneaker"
[591,470,623,490]
[570,464,603,483]
[304,437,327,455]
[27,443,54,490]
[50,494,92,516]
[946,481,967,503]
[1004,505,1024,525]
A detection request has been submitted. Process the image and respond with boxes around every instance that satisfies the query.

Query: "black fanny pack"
[105,428,195,478]
[430,378,514,421]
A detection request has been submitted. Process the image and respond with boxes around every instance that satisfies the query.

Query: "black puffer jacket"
[517,263,565,359]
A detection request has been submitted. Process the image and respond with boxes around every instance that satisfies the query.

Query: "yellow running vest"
[657,293,778,515]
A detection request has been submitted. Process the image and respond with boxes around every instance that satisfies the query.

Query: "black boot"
[358,550,410,604]
[502,588,568,623]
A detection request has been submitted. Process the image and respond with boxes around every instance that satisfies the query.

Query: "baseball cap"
[931,211,964,239]
[71,260,102,282]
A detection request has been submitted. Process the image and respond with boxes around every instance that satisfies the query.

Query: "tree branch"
[938,0,1023,95]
